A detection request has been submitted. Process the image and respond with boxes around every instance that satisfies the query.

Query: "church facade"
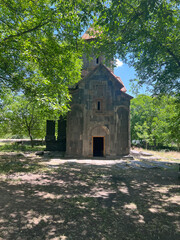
[45,32,133,158]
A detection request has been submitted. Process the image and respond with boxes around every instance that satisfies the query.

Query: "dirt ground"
[0,152,180,240]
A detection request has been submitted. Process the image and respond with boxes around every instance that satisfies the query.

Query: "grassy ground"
[0,142,45,152]
[132,147,180,161]
[0,151,179,240]
[0,142,179,159]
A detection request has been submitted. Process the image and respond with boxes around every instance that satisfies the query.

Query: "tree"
[96,0,180,95]
[1,0,179,105]
[131,94,179,149]
[0,92,59,146]
[0,0,104,110]
[134,121,151,149]
[168,96,180,150]
[131,94,156,147]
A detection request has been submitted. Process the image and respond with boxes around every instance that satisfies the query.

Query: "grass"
[0,152,50,174]
[0,160,41,174]
[0,142,47,174]
[133,147,180,161]
[0,142,45,152]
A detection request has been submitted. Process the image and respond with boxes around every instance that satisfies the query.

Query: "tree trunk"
[29,134,34,148]
[27,127,34,148]
[154,139,157,150]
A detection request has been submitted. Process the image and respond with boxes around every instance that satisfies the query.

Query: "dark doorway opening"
[93,137,104,157]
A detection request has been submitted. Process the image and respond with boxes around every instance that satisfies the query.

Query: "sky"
[114,60,135,95]
[114,60,148,97]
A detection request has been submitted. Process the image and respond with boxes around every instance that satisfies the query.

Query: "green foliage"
[168,96,180,149]
[0,91,59,143]
[131,94,180,148]
[96,0,180,95]
[1,0,179,110]
[0,0,100,109]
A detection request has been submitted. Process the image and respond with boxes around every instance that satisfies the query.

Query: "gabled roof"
[120,90,133,99]
[80,63,124,89]
[71,63,133,99]
[81,63,127,92]
[104,65,127,93]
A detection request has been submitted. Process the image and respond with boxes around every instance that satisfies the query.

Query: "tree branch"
[1,20,50,44]
[123,0,180,68]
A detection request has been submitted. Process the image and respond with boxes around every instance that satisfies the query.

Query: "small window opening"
[96,57,99,64]
[97,101,101,110]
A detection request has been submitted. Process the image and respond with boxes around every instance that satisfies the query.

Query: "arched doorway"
[93,136,105,157]
[90,125,109,157]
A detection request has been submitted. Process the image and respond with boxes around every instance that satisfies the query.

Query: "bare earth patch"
[0,152,180,240]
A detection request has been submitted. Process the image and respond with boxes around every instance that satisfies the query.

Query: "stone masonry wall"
[66,64,131,158]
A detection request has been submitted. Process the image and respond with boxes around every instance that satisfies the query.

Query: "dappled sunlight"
[151,186,170,193]
[123,203,145,224]
[118,182,130,195]
[0,163,179,239]
[130,179,142,189]
[35,191,63,200]
[165,195,180,205]
[149,205,167,213]
[73,180,89,187]
[25,210,52,228]
[87,187,116,199]
[124,202,137,210]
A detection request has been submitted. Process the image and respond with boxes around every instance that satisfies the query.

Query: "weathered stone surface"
[66,64,132,158]
[46,48,133,158]
[130,150,141,156]
[140,151,153,156]
[122,155,134,160]
[138,156,161,161]
[57,117,66,151]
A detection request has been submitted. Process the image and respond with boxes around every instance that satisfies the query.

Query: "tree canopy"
[0,0,101,111]
[131,94,180,149]
[0,0,179,110]
[0,90,61,145]
[96,0,180,95]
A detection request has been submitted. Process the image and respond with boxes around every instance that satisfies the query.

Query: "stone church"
[45,30,133,158]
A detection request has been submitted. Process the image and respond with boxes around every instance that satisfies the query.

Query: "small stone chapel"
[45,30,133,158]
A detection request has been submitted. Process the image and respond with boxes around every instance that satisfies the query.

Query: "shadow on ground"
[0,158,179,240]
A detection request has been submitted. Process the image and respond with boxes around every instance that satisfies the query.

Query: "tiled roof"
[105,66,127,92]
[82,27,101,40]
[82,32,95,40]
